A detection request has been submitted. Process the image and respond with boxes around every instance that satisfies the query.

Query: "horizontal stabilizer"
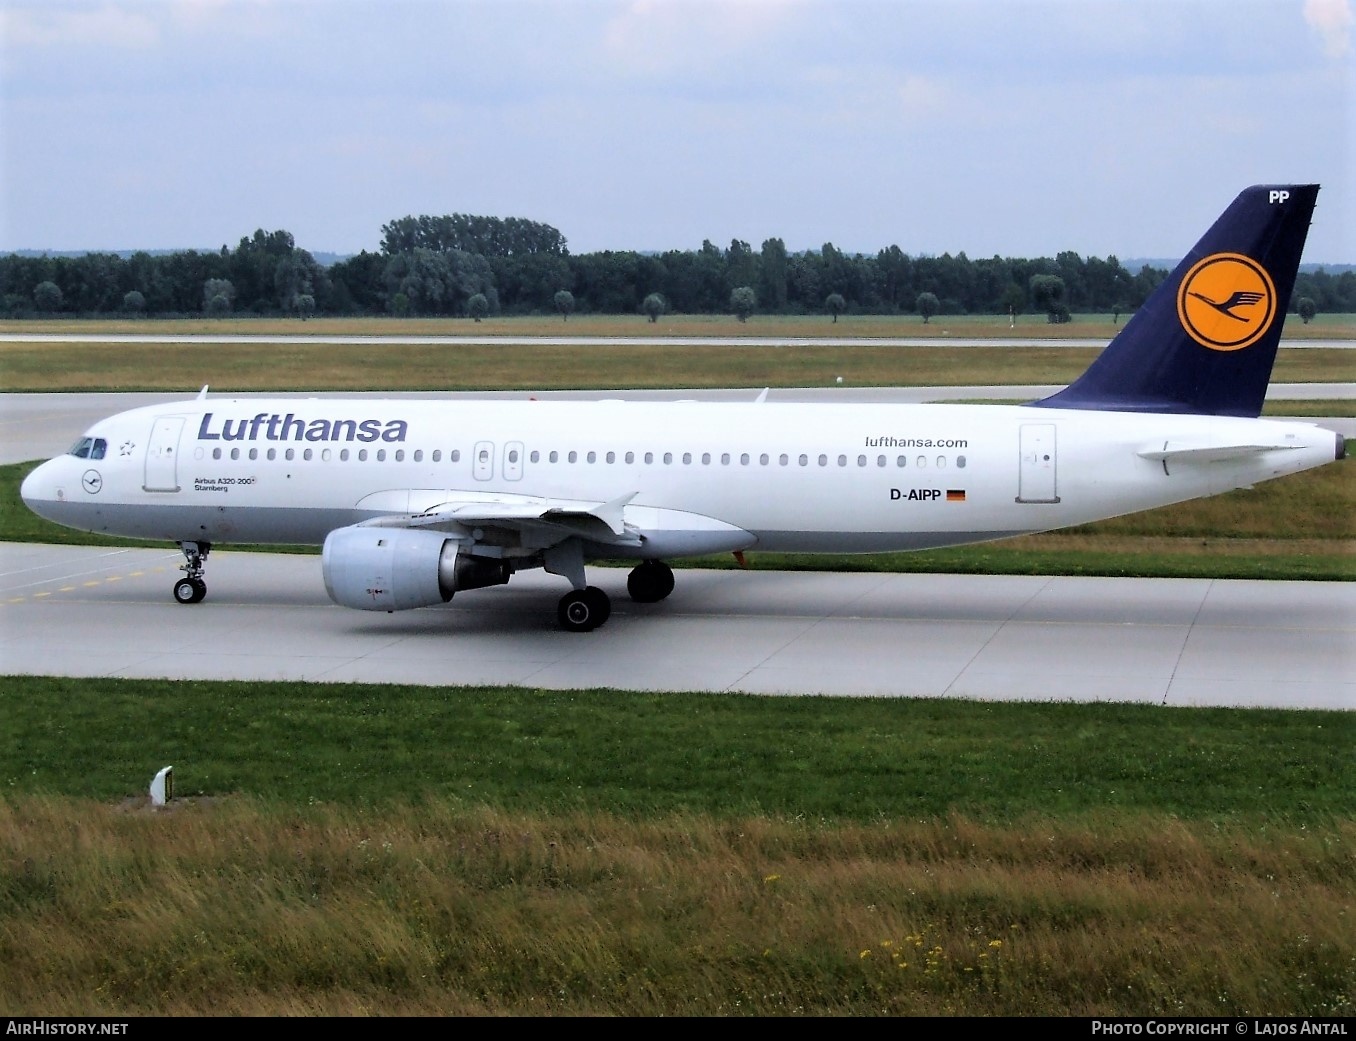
[1137,440,1300,464]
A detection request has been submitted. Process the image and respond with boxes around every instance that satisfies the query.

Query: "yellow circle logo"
[1176,252,1276,352]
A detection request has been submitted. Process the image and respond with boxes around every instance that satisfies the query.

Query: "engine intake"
[322,526,509,612]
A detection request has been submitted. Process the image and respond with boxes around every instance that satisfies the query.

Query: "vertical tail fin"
[1035,184,1319,417]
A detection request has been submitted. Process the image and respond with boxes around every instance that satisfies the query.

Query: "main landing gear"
[555,560,676,633]
[626,559,675,603]
[557,586,611,632]
[172,541,211,605]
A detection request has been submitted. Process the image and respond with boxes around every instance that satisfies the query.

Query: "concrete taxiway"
[2,542,1351,709]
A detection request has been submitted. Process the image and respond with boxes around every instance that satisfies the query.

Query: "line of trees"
[4,215,1354,321]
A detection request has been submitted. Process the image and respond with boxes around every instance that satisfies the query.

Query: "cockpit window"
[68,437,108,460]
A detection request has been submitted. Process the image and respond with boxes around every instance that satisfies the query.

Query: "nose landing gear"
[173,541,211,604]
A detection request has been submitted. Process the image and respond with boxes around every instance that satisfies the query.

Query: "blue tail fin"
[1034,184,1319,417]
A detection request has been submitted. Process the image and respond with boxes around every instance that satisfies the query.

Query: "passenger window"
[779,454,788,466]
[701,452,710,465]
[340,449,349,461]
[625,451,634,464]
[644,452,654,464]
[876,455,886,467]
[857,455,866,467]
[509,449,519,463]
[529,451,538,463]
[568,451,578,463]
[682,452,692,464]
[818,454,828,467]
[413,450,423,462]
[322,449,332,461]
[587,451,596,463]
[837,454,846,467]
[799,454,808,466]
[606,451,615,464]
[230,448,240,461]
[957,455,967,468]
[760,453,769,465]
[897,455,906,467]
[285,448,295,461]
[376,449,386,462]
[549,451,559,463]
[936,456,946,469]
[433,450,442,462]
[213,448,222,460]
[358,449,367,462]
[268,448,277,461]
[740,453,750,465]
[249,448,259,461]
[916,456,926,468]
[663,452,673,464]
[451,450,461,462]
[304,448,313,461]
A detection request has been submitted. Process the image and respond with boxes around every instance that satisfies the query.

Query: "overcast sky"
[2,0,1352,264]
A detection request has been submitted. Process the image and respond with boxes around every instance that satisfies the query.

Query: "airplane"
[20,184,1345,632]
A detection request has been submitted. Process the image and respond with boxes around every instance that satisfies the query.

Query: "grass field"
[1,317,1352,1017]
[1,679,1352,1017]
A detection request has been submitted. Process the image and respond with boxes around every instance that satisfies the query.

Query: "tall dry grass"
[2,796,1350,1017]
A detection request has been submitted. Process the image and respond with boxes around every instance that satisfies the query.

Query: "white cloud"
[0,2,159,49]
[0,0,1349,260]
[1304,0,1353,57]
[601,0,809,77]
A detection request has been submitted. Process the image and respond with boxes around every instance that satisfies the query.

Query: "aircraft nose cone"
[20,464,44,505]
[20,460,64,520]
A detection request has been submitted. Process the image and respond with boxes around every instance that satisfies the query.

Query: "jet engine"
[322,526,510,612]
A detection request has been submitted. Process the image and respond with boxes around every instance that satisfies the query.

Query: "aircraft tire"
[588,585,612,626]
[173,578,206,605]
[558,586,611,632]
[627,560,675,603]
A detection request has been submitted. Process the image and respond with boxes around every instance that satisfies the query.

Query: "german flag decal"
[946,489,966,502]
[1176,251,1277,352]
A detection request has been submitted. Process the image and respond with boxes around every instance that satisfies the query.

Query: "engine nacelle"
[322,526,509,612]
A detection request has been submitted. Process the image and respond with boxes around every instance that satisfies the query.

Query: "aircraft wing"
[355,489,644,548]
[350,488,755,558]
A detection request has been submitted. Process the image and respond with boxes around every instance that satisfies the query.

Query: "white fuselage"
[20,396,1342,557]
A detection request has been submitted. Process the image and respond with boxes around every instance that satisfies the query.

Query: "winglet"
[589,492,637,535]
[197,385,209,400]
[1033,185,1319,417]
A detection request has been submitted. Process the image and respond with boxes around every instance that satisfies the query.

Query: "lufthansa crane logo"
[1176,252,1277,352]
